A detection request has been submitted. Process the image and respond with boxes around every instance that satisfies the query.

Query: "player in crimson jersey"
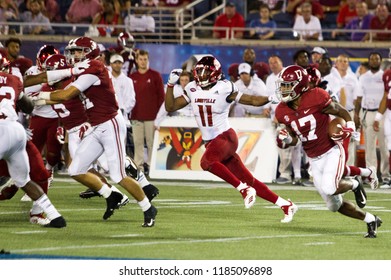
[306,65,378,189]
[33,37,157,227]
[374,58,391,188]
[109,32,137,76]
[165,55,298,223]
[0,52,65,228]
[273,65,381,238]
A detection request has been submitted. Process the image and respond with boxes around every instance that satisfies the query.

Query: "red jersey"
[382,69,391,110]
[72,59,118,126]
[10,57,33,76]
[46,80,88,130]
[370,15,391,41]
[275,88,335,158]
[0,72,23,113]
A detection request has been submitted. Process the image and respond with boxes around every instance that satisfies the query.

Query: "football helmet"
[117,32,135,51]
[193,55,222,88]
[64,36,99,66]
[306,66,321,88]
[45,54,68,71]
[276,65,309,103]
[36,45,59,71]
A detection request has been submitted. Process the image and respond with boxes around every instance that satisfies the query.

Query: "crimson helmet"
[0,51,10,73]
[193,56,222,88]
[117,32,135,51]
[276,65,309,103]
[65,37,99,66]
[306,66,321,88]
[36,45,59,71]
[45,54,68,71]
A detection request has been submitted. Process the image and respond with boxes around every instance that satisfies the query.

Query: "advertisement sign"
[150,117,278,183]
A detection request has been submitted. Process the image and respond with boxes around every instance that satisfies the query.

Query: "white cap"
[311,47,327,54]
[238,63,251,74]
[110,54,124,63]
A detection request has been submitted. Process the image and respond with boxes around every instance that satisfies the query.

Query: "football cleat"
[44,216,67,228]
[0,183,18,200]
[239,186,256,209]
[281,199,298,223]
[79,188,101,199]
[143,184,160,201]
[0,176,12,191]
[117,193,130,208]
[30,212,50,226]
[103,191,123,220]
[142,205,158,227]
[353,176,367,208]
[364,216,382,238]
[367,166,379,190]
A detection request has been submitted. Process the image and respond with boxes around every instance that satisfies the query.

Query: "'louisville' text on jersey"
[194,98,216,103]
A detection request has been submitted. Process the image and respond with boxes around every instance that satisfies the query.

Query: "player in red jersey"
[273,65,381,238]
[33,37,157,227]
[0,52,66,228]
[109,32,137,76]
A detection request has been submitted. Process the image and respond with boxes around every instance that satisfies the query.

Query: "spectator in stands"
[65,0,103,35]
[331,0,358,40]
[40,0,61,23]
[20,0,54,35]
[124,5,155,37]
[345,1,373,41]
[286,0,324,19]
[213,2,245,39]
[248,4,277,40]
[141,0,158,7]
[257,0,285,17]
[365,3,391,41]
[228,48,271,83]
[92,0,123,37]
[293,2,323,41]
[320,0,342,13]
[113,0,131,17]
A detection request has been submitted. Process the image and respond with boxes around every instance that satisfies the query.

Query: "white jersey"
[183,80,235,141]
[341,71,361,111]
[358,69,384,110]
[233,77,268,116]
[24,65,58,118]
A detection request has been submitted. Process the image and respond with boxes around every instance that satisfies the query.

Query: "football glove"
[167,68,183,86]
[25,128,33,141]
[79,122,92,140]
[278,128,293,144]
[72,59,90,76]
[56,126,65,144]
[330,125,354,141]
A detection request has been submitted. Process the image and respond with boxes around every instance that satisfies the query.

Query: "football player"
[33,37,157,227]
[0,52,66,228]
[165,55,298,223]
[273,65,381,238]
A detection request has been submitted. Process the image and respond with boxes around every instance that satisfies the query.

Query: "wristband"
[46,69,72,83]
[374,112,383,122]
[346,120,356,131]
[235,92,243,102]
[40,91,51,100]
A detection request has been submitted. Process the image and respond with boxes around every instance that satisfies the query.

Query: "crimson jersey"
[71,60,118,126]
[45,80,88,130]
[0,72,23,114]
[10,57,33,76]
[275,88,335,158]
[382,69,391,110]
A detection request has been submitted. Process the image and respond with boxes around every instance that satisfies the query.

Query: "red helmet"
[0,51,10,73]
[193,56,222,88]
[117,32,135,51]
[36,45,59,71]
[276,65,309,102]
[45,54,68,71]
[65,36,99,66]
[306,66,321,88]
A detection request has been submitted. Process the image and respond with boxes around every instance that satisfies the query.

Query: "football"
[328,117,346,139]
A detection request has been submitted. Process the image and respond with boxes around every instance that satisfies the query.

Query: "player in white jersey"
[165,55,298,223]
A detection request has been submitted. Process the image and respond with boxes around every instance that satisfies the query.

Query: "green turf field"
[1,177,390,260]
